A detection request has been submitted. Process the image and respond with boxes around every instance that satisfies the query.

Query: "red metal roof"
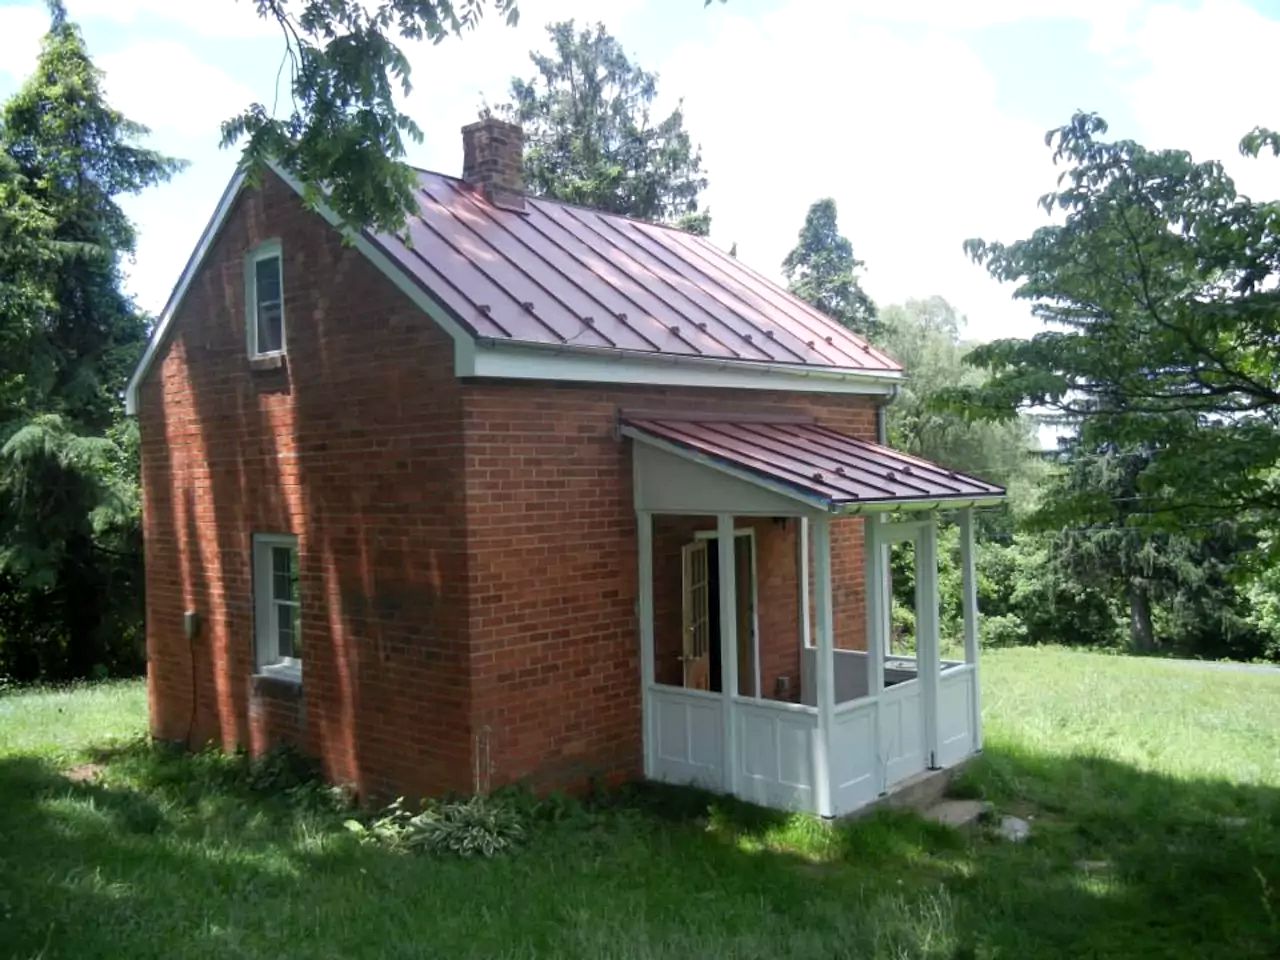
[623,417,1005,509]
[366,172,902,375]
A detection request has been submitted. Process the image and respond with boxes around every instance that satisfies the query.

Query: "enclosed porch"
[624,416,1005,818]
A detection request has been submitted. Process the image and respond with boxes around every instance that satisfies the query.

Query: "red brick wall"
[461,384,877,791]
[138,170,474,800]
[139,169,880,801]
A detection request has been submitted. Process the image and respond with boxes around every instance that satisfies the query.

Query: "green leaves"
[960,111,1280,525]
[492,20,709,231]
[782,198,878,339]
[225,1,519,234]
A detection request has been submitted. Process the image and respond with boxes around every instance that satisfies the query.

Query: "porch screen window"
[248,243,284,356]
[253,534,300,679]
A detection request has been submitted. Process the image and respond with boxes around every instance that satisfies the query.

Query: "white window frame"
[253,533,301,682]
[246,239,285,359]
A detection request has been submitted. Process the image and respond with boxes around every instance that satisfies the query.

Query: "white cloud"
[1123,0,1280,199]
[659,1,1059,342]
[652,0,1280,342]
[97,40,257,140]
[66,0,273,39]
[0,4,47,80]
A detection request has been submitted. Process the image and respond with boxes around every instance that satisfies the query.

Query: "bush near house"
[0,647,1277,959]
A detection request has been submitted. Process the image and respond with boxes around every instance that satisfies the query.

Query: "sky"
[2,0,1280,344]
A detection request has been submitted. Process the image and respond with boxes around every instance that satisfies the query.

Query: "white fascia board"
[472,341,901,396]
[842,496,1006,515]
[125,168,248,414]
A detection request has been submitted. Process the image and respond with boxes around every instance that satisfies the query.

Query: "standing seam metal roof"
[367,171,903,374]
[623,418,1006,507]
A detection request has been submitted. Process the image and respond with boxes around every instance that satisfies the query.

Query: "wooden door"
[681,540,711,689]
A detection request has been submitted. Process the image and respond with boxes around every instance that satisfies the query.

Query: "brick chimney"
[461,118,525,211]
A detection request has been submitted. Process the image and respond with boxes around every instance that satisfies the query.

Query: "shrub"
[980,613,1027,648]
[346,794,528,858]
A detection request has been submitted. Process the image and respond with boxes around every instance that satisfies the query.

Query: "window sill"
[248,353,286,373]
[251,665,303,699]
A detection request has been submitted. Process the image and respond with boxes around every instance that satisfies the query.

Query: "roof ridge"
[407,166,708,238]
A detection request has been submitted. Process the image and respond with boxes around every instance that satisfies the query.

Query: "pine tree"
[494,20,709,232]
[0,1,182,678]
[782,198,877,338]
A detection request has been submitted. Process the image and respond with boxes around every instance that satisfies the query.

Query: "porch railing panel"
[828,697,880,815]
[733,698,819,812]
[648,685,724,791]
[936,664,977,768]
[879,678,928,789]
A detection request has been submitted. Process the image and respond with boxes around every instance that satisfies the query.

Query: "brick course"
[139,170,882,800]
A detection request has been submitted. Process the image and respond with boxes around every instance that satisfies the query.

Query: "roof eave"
[473,337,902,396]
[125,167,249,415]
[833,494,1007,515]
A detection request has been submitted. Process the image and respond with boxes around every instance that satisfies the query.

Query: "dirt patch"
[64,762,105,783]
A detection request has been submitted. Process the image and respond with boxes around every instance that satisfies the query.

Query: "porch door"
[681,541,712,689]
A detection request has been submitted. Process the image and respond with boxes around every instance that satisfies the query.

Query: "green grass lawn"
[1,649,1278,959]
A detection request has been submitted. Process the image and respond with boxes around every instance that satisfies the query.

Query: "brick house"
[126,119,1003,817]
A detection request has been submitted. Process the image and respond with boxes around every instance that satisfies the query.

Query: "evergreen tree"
[0,1,181,678]
[493,20,710,232]
[782,198,878,338]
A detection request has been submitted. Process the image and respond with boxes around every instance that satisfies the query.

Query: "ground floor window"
[253,533,300,681]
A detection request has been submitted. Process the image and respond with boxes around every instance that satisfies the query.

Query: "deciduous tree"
[228,0,519,233]
[954,112,1280,527]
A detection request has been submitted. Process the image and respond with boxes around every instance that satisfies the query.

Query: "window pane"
[277,601,295,659]
[255,256,283,353]
[272,546,297,602]
[255,256,281,303]
[256,301,282,354]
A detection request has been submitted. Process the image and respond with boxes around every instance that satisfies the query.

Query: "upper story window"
[248,241,284,358]
[253,533,300,682]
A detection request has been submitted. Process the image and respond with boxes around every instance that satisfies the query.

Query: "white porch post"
[811,514,836,817]
[863,516,887,698]
[637,510,655,778]
[917,517,942,768]
[797,517,812,651]
[716,513,739,796]
[864,514,888,797]
[958,507,983,750]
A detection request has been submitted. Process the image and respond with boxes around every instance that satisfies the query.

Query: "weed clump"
[345,794,528,858]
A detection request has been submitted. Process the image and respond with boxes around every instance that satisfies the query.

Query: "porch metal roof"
[622,417,1006,511]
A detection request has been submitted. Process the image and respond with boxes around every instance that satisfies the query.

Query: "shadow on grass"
[0,741,1278,959]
